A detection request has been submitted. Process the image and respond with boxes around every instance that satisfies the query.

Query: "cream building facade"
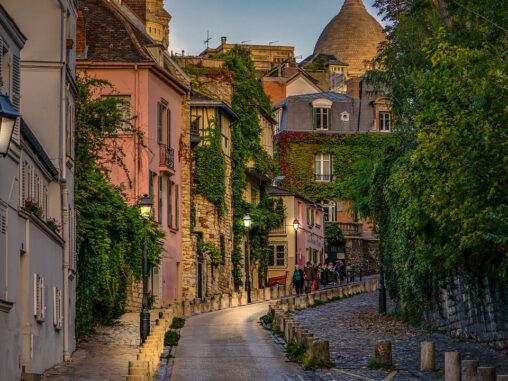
[0,0,77,379]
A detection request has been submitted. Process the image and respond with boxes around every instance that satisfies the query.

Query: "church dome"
[314,0,386,77]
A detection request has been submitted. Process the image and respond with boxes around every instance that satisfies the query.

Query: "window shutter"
[11,55,21,143]
[33,274,39,317]
[148,170,154,197]
[327,109,332,130]
[41,277,46,320]
[312,108,317,130]
[167,179,172,227]
[175,185,179,229]
[167,108,171,147]
[0,36,3,89]
[158,176,163,224]
[157,103,163,143]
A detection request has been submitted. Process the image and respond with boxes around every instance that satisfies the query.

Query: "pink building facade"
[77,0,190,305]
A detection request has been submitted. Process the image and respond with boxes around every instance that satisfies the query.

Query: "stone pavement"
[291,292,508,381]
[43,313,142,381]
[170,302,301,381]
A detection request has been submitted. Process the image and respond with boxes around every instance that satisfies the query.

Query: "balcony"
[270,224,287,235]
[338,222,363,236]
[159,144,175,173]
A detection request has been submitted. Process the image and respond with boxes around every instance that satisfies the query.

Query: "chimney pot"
[221,36,227,45]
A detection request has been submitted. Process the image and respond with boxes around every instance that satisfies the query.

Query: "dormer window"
[312,98,333,131]
[379,112,391,132]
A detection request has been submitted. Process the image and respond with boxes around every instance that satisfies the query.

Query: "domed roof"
[314,0,386,77]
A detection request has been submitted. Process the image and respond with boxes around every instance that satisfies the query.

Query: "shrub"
[164,330,180,347]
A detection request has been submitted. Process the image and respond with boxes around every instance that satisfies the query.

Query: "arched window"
[318,199,337,222]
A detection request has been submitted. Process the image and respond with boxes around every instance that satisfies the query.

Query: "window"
[157,176,163,224]
[175,185,179,229]
[319,199,337,222]
[33,274,45,322]
[157,102,164,143]
[250,185,258,206]
[379,112,391,132]
[166,108,171,147]
[306,207,315,226]
[313,108,330,130]
[149,170,155,199]
[314,153,332,182]
[268,243,286,267]
[167,179,173,227]
[157,101,171,145]
[53,287,62,330]
[191,116,201,136]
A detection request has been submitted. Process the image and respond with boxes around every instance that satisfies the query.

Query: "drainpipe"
[135,64,139,197]
[58,2,71,362]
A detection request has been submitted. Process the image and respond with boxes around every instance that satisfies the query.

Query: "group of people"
[292,260,347,295]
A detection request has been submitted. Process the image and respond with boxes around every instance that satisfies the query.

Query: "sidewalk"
[43,313,142,381]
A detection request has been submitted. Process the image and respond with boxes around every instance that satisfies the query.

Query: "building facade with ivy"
[274,89,391,273]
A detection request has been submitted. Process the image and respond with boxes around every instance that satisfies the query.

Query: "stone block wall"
[345,237,379,275]
[428,277,508,352]
[125,279,143,312]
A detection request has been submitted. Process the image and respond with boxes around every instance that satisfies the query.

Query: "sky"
[164,0,384,58]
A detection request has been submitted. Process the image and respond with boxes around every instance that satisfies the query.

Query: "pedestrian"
[303,261,314,293]
[292,267,304,295]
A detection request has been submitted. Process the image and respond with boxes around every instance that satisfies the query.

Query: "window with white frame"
[268,243,287,267]
[20,161,49,218]
[319,199,337,222]
[33,274,45,322]
[314,153,332,182]
[53,287,62,330]
[379,112,391,132]
[306,206,315,226]
[313,107,330,130]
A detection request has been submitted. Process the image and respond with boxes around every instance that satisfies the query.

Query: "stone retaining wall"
[428,277,508,352]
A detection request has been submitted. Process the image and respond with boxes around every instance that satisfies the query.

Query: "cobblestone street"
[42,313,142,381]
[292,292,508,380]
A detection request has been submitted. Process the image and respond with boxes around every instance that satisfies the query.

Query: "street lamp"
[0,94,21,157]
[293,218,300,266]
[137,194,153,343]
[243,214,252,303]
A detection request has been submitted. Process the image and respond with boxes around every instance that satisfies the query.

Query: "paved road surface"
[170,302,299,381]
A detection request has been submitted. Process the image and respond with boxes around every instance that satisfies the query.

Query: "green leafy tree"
[367,0,508,322]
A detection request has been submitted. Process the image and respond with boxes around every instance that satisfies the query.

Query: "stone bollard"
[193,298,202,315]
[240,291,248,306]
[307,293,315,306]
[203,297,211,313]
[285,285,292,296]
[337,287,344,298]
[271,286,279,300]
[420,341,436,371]
[462,360,479,381]
[310,339,330,366]
[478,367,496,381]
[375,340,392,367]
[445,352,461,381]
[262,287,269,301]
[288,296,295,312]
[257,289,264,302]
[220,294,230,310]
[211,295,220,311]
[183,300,191,318]
[231,292,239,307]
[251,289,259,303]
[281,298,289,312]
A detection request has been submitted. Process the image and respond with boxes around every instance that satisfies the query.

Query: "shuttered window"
[11,55,20,143]
[157,175,163,224]
[167,108,171,147]
[167,179,173,227]
[175,185,179,230]
[33,274,45,322]
[53,287,63,330]
[157,103,163,144]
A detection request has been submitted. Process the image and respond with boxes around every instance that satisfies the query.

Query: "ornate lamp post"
[0,94,21,157]
[243,214,252,303]
[137,194,153,343]
[293,218,300,266]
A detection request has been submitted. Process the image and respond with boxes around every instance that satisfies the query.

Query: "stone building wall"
[428,278,508,352]
[345,238,379,275]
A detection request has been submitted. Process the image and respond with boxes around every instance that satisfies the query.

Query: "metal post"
[245,230,252,304]
[379,266,387,314]
[294,228,298,265]
[140,221,151,343]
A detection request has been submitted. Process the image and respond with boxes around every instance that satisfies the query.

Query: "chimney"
[221,36,227,45]
[76,7,88,57]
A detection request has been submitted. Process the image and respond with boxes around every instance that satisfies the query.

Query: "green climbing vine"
[223,47,284,288]
[193,116,227,216]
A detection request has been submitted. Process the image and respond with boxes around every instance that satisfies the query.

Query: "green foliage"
[366,0,508,322]
[287,342,307,363]
[271,323,283,337]
[223,47,284,287]
[75,76,164,338]
[171,317,186,330]
[193,117,227,216]
[164,330,181,347]
[367,358,391,370]
[279,133,392,217]
[325,222,344,244]
[259,313,273,327]
[197,239,223,266]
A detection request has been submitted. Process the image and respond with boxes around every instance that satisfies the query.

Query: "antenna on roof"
[204,31,212,49]
[241,40,252,44]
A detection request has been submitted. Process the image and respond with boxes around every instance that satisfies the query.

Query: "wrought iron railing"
[159,144,175,171]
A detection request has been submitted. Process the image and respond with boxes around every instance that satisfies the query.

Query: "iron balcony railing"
[159,144,175,171]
